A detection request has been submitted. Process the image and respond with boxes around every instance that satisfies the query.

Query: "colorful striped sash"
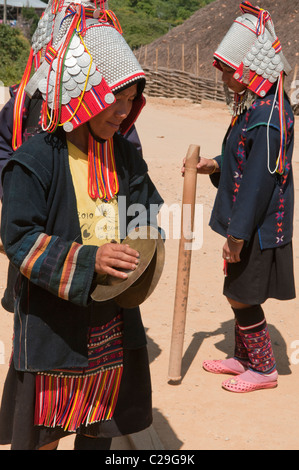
[34,314,124,431]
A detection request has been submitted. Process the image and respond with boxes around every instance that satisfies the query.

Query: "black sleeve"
[0,96,15,199]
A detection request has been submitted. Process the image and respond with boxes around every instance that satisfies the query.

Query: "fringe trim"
[34,366,123,432]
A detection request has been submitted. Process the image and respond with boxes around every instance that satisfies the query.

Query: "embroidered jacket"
[209,88,294,249]
[1,130,163,372]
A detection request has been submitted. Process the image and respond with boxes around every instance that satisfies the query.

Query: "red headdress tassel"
[12,48,34,151]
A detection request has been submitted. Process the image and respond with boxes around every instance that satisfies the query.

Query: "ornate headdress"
[214,1,291,97]
[26,0,145,134]
[12,0,146,200]
[213,1,292,175]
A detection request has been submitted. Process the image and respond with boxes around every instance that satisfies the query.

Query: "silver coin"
[63,121,74,132]
[65,49,73,60]
[73,71,87,84]
[267,61,276,70]
[253,58,261,66]
[272,55,281,65]
[38,78,49,94]
[77,52,91,68]
[246,52,255,62]
[51,58,58,72]
[78,81,92,92]
[105,93,115,105]
[243,58,251,67]
[259,62,268,70]
[68,86,82,99]
[68,63,81,76]
[61,91,71,105]
[70,34,81,50]
[262,72,270,79]
[62,69,71,82]
[72,43,85,57]
[88,70,102,86]
[63,77,77,91]
[48,71,57,87]
[267,48,276,58]
[264,40,273,51]
[46,91,54,107]
[276,62,284,73]
[65,55,77,68]
[82,61,96,76]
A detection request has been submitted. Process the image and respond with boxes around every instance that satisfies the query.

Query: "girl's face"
[219,62,247,94]
[88,83,138,140]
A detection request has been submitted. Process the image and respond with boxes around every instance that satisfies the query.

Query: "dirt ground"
[0,96,299,450]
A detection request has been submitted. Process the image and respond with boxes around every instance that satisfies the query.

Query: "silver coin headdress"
[213,1,291,98]
[24,0,145,134]
[214,1,292,176]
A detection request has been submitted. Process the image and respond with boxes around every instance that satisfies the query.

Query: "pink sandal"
[203,358,248,376]
[222,369,278,393]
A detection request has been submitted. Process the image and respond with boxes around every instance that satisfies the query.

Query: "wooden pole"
[182,44,185,72]
[168,144,200,382]
[155,47,158,72]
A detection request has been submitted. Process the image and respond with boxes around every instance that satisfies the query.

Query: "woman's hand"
[181,157,219,176]
[222,237,244,264]
[95,242,139,279]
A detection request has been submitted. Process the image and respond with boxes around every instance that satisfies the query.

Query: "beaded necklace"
[87,133,119,201]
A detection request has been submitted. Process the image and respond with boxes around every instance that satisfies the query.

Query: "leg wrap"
[234,321,249,362]
[232,305,276,374]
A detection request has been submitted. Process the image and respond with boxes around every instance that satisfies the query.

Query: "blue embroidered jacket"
[1,130,163,372]
[210,88,294,250]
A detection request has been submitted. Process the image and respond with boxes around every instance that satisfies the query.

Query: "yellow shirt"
[67,140,120,247]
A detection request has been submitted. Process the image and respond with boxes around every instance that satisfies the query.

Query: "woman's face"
[219,62,247,94]
[88,83,138,140]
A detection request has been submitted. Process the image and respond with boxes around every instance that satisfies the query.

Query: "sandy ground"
[0,96,299,450]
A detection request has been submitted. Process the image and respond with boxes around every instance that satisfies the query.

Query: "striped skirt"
[34,314,124,432]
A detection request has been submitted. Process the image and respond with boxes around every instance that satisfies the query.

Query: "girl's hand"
[95,242,139,279]
[181,157,219,175]
[222,237,244,264]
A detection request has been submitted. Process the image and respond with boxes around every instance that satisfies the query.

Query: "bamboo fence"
[141,66,226,105]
